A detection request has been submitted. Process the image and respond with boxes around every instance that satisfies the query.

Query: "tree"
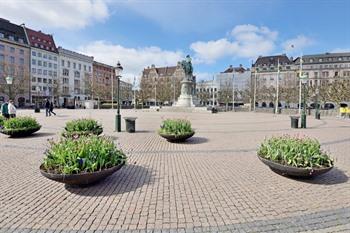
[0,60,30,106]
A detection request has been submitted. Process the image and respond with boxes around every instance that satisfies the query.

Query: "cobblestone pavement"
[0,109,349,233]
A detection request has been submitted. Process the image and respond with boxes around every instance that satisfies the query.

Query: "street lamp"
[5,76,13,101]
[115,61,123,132]
[300,74,308,128]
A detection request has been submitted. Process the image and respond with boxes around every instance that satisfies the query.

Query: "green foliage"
[42,136,127,174]
[0,115,5,127]
[258,135,333,168]
[159,119,194,136]
[3,116,40,130]
[64,118,103,137]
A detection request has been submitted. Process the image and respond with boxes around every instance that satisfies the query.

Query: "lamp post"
[5,76,13,101]
[315,83,320,119]
[253,68,257,111]
[300,74,308,128]
[115,61,123,132]
[232,74,235,111]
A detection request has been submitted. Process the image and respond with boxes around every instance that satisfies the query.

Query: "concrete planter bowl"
[159,131,195,143]
[62,127,103,138]
[0,126,41,137]
[257,155,333,178]
[40,163,125,186]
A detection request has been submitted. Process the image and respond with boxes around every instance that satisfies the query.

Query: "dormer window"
[9,35,14,40]
[38,38,41,42]
[32,36,35,40]
[34,43,38,47]
[309,59,313,62]
[0,33,4,38]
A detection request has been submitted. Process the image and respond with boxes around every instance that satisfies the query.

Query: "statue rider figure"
[181,55,193,81]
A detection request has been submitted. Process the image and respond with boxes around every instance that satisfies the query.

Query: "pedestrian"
[1,101,9,119]
[8,100,16,118]
[49,101,56,116]
[45,99,51,117]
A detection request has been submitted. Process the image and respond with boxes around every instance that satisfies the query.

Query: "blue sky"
[1,0,349,81]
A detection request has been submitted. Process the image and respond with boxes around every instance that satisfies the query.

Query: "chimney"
[239,64,243,67]
[151,64,155,68]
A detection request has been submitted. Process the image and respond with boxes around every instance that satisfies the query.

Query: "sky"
[1,0,350,82]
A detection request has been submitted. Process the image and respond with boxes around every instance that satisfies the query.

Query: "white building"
[58,47,93,107]
[24,27,59,106]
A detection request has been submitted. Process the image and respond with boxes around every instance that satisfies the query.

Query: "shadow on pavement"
[65,164,155,196]
[181,136,209,145]
[294,167,348,185]
[9,132,57,139]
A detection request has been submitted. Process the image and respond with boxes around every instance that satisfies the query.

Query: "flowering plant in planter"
[1,116,41,137]
[42,135,126,175]
[63,118,103,138]
[258,135,333,168]
[257,135,334,177]
[158,119,195,142]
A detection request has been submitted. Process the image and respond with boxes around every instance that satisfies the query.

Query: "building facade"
[92,61,115,102]
[140,63,185,106]
[58,47,93,107]
[24,27,59,107]
[294,52,350,86]
[196,65,251,106]
[0,18,30,106]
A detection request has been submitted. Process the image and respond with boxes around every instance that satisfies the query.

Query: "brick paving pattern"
[0,109,349,232]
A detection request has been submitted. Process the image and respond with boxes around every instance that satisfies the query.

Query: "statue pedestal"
[175,79,195,107]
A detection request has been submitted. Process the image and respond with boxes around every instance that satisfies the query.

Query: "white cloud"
[78,41,184,80]
[282,35,314,53]
[190,24,278,64]
[0,0,109,29]
[331,48,350,53]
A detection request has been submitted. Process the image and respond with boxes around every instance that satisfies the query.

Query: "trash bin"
[290,116,300,128]
[124,117,137,133]
[211,107,218,114]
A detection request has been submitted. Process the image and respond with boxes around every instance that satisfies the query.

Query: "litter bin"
[290,116,300,128]
[212,107,218,114]
[124,117,137,133]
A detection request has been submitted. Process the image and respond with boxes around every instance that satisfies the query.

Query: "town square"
[1,0,350,232]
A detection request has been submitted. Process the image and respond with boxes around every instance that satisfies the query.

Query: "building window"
[43,61,47,67]
[0,33,4,38]
[38,69,42,75]
[54,64,57,69]
[73,62,76,69]
[53,71,57,77]
[74,71,80,78]
[43,70,47,75]
[9,36,14,41]
[10,56,15,64]
[43,54,47,59]
[19,49,24,55]
[32,86,36,91]
[32,51,36,56]
[32,76,36,82]
[32,68,36,74]
[38,78,42,83]
[61,60,65,67]
[0,54,4,61]
[67,61,70,68]
[89,66,91,72]
[43,78,47,83]
[48,79,52,84]
[48,70,52,76]
[79,64,81,70]
[38,60,42,66]
[38,52,42,57]
[84,65,87,71]
[314,72,318,77]
[10,47,15,53]
[48,55,52,60]
[335,71,339,76]
[0,44,4,51]
[63,68,69,76]
[319,58,322,62]
[53,56,57,61]
[19,58,24,65]
[48,62,52,68]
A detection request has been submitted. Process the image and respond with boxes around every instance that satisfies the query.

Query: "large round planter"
[0,126,41,137]
[159,131,195,142]
[40,163,125,186]
[257,155,333,178]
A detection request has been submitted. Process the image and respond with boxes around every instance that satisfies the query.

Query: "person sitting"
[1,101,9,119]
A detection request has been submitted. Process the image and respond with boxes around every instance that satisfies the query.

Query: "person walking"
[49,101,56,116]
[8,100,16,118]
[45,99,51,117]
[1,101,9,119]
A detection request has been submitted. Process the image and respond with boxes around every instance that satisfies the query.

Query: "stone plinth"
[175,79,195,107]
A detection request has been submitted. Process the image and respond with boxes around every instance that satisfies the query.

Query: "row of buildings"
[0,18,133,108]
[140,52,350,107]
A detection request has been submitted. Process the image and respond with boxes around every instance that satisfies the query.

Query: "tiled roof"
[25,27,58,53]
[254,55,292,66]
[0,18,28,45]
[222,65,246,73]
[143,66,177,76]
